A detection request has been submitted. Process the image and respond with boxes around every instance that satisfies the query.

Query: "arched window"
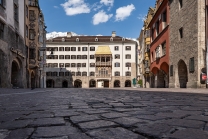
[76,38,79,42]
[126,71,131,76]
[114,62,120,67]
[115,71,120,76]
[125,54,131,59]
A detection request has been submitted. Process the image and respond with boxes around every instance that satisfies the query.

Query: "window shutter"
[189,57,194,72]
[170,65,173,76]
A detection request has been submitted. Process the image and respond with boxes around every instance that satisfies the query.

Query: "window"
[76,72,81,76]
[179,0,183,9]
[155,46,160,59]
[115,72,120,76]
[82,63,86,67]
[71,72,75,76]
[65,63,70,67]
[14,4,18,21]
[26,25,28,38]
[71,63,76,67]
[189,57,195,72]
[48,63,52,67]
[65,72,70,76]
[126,71,131,76]
[90,47,95,51]
[78,47,81,51]
[65,55,70,59]
[29,48,35,59]
[110,37,113,41]
[53,47,58,51]
[29,0,38,6]
[126,63,131,67]
[170,65,173,76]
[76,38,79,42]
[162,42,166,56]
[0,0,6,8]
[179,27,183,39]
[125,46,131,50]
[46,72,51,76]
[26,5,28,17]
[29,10,35,21]
[29,29,35,40]
[77,63,81,67]
[77,55,81,59]
[114,46,119,51]
[53,63,58,67]
[59,55,64,59]
[82,72,87,76]
[71,47,76,51]
[0,21,4,39]
[90,63,95,67]
[90,72,95,76]
[145,30,150,38]
[114,62,120,67]
[162,10,167,29]
[54,55,58,59]
[71,55,76,59]
[52,72,57,76]
[156,20,159,36]
[95,37,98,41]
[125,54,131,59]
[82,47,87,51]
[65,47,70,51]
[115,54,120,59]
[59,47,64,51]
[59,72,64,76]
[90,55,94,59]
[151,28,154,40]
[82,55,87,59]
[59,63,64,67]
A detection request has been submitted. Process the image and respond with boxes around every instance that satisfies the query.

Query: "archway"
[114,80,120,87]
[125,80,131,87]
[62,80,68,88]
[89,79,96,88]
[74,79,82,88]
[46,79,55,88]
[11,60,21,88]
[31,71,35,88]
[157,70,166,88]
[178,60,188,88]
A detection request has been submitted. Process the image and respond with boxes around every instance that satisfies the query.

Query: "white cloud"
[60,0,90,16]
[91,2,103,11]
[115,4,135,21]
[100,0,114,7]
[138,14,146,21]
[54,6,59,9]
[92,10,113,25]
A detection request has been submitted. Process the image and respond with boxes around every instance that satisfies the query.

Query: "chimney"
[112,31,116,37]
[67,32,72,38]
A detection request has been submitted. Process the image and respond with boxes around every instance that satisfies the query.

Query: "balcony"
[96,62,112,66]
[95,74,111,78]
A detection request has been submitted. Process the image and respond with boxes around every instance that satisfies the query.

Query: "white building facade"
[45,32,138,88]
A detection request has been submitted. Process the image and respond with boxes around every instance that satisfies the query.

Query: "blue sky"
[39,0,156,39]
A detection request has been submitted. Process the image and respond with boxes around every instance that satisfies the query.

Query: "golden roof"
[95,46,112,55]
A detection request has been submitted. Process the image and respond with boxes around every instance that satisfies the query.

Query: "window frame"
[125,54,131,59]
[90,47,95,51]
[114,46,119,51]
[125,46,131,51]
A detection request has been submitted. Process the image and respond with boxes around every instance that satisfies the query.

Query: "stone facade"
[169,0,206,88]
[0,0,27,88]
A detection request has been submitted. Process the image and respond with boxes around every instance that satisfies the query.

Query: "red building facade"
[148,0,170,88]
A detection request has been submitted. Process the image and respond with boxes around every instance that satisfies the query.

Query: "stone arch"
[46,79,55,88]
[114,80,120,87]
[11,59,22,88]
[125,80,131,87]
[89,79,96,88]
[62,80,68,88]
[178,60,188,88]
[74,79,82,88]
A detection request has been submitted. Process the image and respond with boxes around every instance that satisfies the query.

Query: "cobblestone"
[0,88,208,138]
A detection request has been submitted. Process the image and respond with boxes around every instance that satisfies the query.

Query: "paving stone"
[101,112,129,119]
[54,111,80,117]
[87,127,145,139]
[5,128,34,139]
[0,129,10,139]
[21,112,54,119]
[29,118,65,127]
[168,128,208,139]
[0,119,33,130]
[134,123,173,138]
[155,112,188,118]
[113,108,142,112]
[136,115,167,121]
[32,126,79,138]
[161,119,205,129]
[78,120,118,131]
[111,117,146,127]
[124,110,155,116]
[70,115,100,124]
[204,123,208,131]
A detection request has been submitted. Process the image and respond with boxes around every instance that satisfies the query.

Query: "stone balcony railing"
[96,62,112,66]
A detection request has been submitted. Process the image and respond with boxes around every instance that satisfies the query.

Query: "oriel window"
[29,29,35,40]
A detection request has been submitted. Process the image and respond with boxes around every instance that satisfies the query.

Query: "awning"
[95,46,112,55]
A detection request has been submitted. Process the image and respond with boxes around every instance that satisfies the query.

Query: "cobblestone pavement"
[0,88,208,139]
